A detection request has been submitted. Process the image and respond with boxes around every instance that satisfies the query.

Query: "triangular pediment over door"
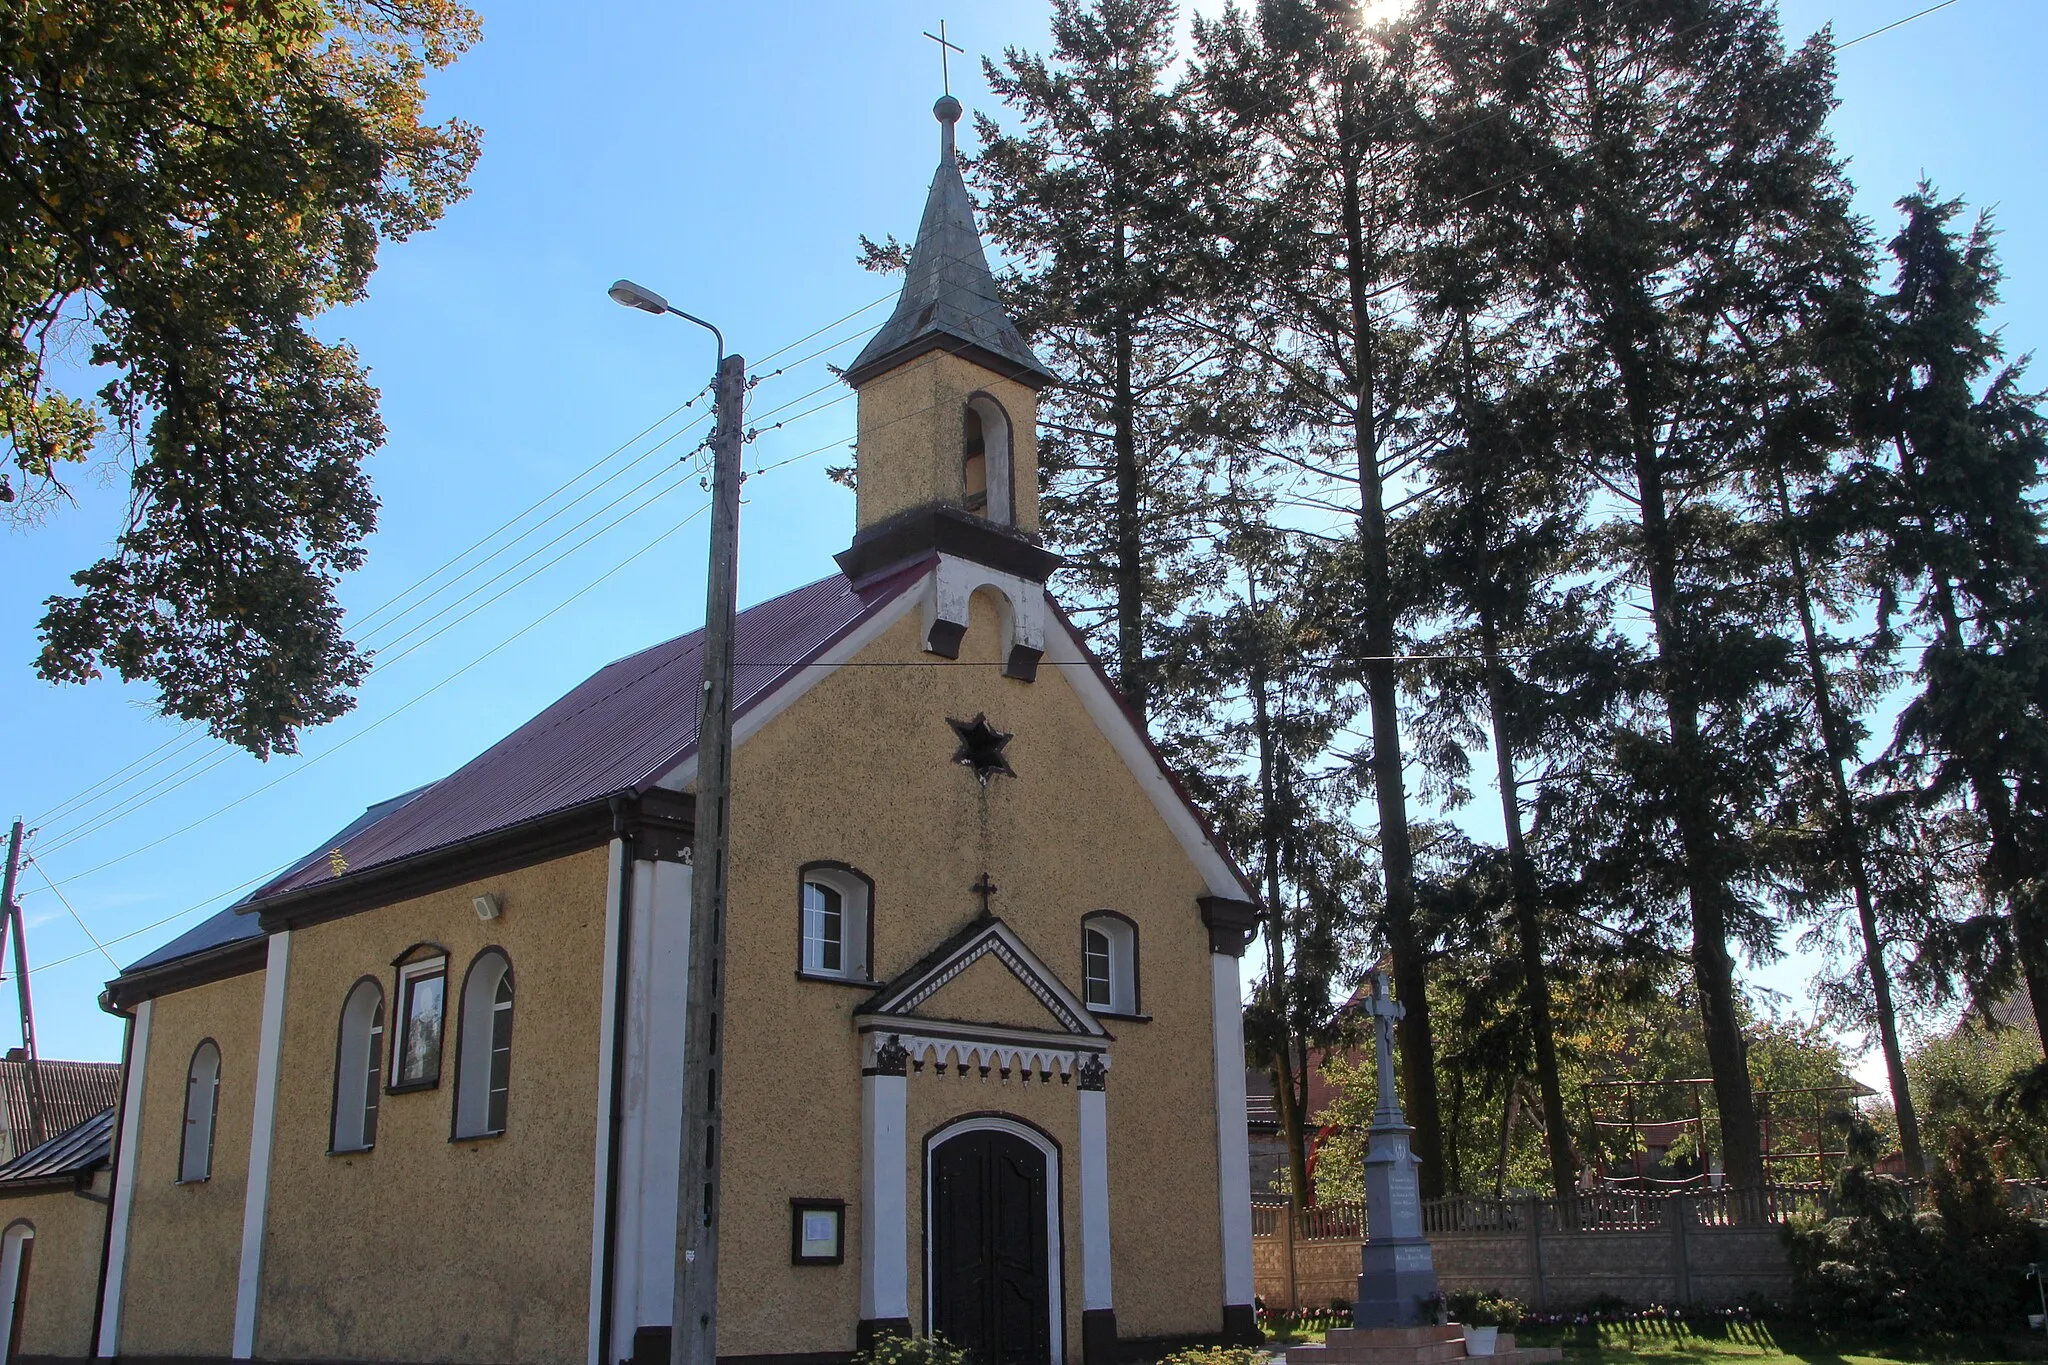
[855,917,1108,1085]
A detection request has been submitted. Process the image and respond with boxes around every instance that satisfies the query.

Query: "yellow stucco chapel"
[0,94,1263,1365]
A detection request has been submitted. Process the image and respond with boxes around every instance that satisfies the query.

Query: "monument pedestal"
[1286,1325,1562,1365]
[1288,974,1562,1365]
[1353,1118,1438,1328]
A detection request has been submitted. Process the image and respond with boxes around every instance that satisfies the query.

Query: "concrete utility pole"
[1,821,47,1149]
[672,350,745,1365]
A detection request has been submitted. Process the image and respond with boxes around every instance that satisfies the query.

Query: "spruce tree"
[974,0,1228,719]
[1194,0,1451,1195]
[1715,276,1933,1175]
[1422,0,1863,1188]
[1171,507,1371,1206]
[1857,189,2048,1057]
[1397,292,1626,1197]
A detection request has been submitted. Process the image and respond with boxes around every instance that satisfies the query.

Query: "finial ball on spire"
[934,94,963,125]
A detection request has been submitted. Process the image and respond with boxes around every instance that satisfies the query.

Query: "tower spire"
[842,97,1053,391]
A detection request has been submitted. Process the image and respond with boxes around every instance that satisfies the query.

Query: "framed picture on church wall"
[789,1198,844,1265]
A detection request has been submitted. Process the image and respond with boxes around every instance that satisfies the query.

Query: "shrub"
[1786,1122,2047,1336]
[1446,1291,1525,1328]
[852,1334,972,1365]
[1159,1347,1266,1365]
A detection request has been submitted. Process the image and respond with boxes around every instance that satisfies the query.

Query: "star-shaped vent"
[949,713,1015,785]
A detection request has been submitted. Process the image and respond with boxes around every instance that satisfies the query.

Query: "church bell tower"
[831,98,1056,622]
[835,95,1059,678]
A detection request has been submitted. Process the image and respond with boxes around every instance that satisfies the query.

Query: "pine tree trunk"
[1482,640,1578,1198]
[1337,110,1444,1197]
[1112,265,1145,718]
[1495,1079,1523,1201]
[1253,654,1313,1206]
[1621,370,1765,1192]
[1767,469,1924,1174]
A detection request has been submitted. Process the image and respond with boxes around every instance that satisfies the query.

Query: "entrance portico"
[854,917,1115,1365]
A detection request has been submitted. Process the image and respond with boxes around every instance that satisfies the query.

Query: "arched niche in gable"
[923,557,1046,682]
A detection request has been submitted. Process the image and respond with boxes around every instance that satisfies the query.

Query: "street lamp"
[608,277,741,1365]
[609,277,725,360]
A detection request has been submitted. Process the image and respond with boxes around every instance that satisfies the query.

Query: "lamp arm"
[664,306,725,362]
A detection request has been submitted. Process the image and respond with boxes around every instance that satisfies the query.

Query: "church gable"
[862,916,1103,1040]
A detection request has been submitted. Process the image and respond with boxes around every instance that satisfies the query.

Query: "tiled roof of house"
[0,1106,114,1185]
[0,1059,121,1156]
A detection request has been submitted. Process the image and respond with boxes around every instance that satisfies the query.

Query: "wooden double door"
[928,1129,1052,1365]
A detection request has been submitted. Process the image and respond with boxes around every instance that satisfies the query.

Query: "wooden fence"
[1251,1181,2048,1313]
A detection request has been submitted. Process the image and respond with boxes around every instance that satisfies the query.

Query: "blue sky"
[0,0,2039,1070]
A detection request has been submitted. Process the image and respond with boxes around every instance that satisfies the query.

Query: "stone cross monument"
[1354,970,1441,1327]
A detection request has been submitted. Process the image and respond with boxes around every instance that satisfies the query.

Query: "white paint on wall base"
[610,857,692,1349]
[233,929,292,1358]
[1210,952,1256,1307]
[96,996,151,1357]
[1078,1086,1114,1312]
[860,1070,909,1321]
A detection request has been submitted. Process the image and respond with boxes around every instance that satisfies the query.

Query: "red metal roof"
[0,1058,122,1158]
[251,561,929,904]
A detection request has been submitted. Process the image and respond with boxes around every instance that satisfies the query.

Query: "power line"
[26,397,711,833]
[27,489,713,933]
[30,465,701,866]
[25,409,736,854]
[22,858,119,971]
[1833,1,1960,51]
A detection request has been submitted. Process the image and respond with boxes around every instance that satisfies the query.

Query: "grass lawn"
[1510,1320,2047,1365]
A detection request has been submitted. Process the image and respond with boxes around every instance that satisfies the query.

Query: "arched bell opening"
[963,394,1014,526]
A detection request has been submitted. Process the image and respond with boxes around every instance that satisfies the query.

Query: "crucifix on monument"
[1354,968,1441,1327]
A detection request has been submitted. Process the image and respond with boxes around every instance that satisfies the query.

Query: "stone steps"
[1286,1327,1563,1365]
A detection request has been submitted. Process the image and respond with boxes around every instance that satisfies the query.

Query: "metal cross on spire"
[924,19,964,96]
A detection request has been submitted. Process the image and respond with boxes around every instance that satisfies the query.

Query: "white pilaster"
[1210,952,1255,1308]
[96,997,151,1357]
[1078,1086,1113,1312]
[860,1066,909,1324]
[611,858,691,1352]
[233,929,291,1358]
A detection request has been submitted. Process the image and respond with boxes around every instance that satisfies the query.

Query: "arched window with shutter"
[453,950,514,1139]
[180,1040,221,1182]
[331,979,384,1153]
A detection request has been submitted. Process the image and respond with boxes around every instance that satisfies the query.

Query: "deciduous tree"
[6,0,481,756]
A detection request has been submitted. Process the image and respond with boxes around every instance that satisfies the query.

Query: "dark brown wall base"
[84,1351,859,1365]
[1082,1308,1118,1365]
[627,1331,855,1365]
[856,1318,912,1351]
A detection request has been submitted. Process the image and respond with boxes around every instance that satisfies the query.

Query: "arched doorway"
[926,1118,1060,1365]
[0,1221,34,1365]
